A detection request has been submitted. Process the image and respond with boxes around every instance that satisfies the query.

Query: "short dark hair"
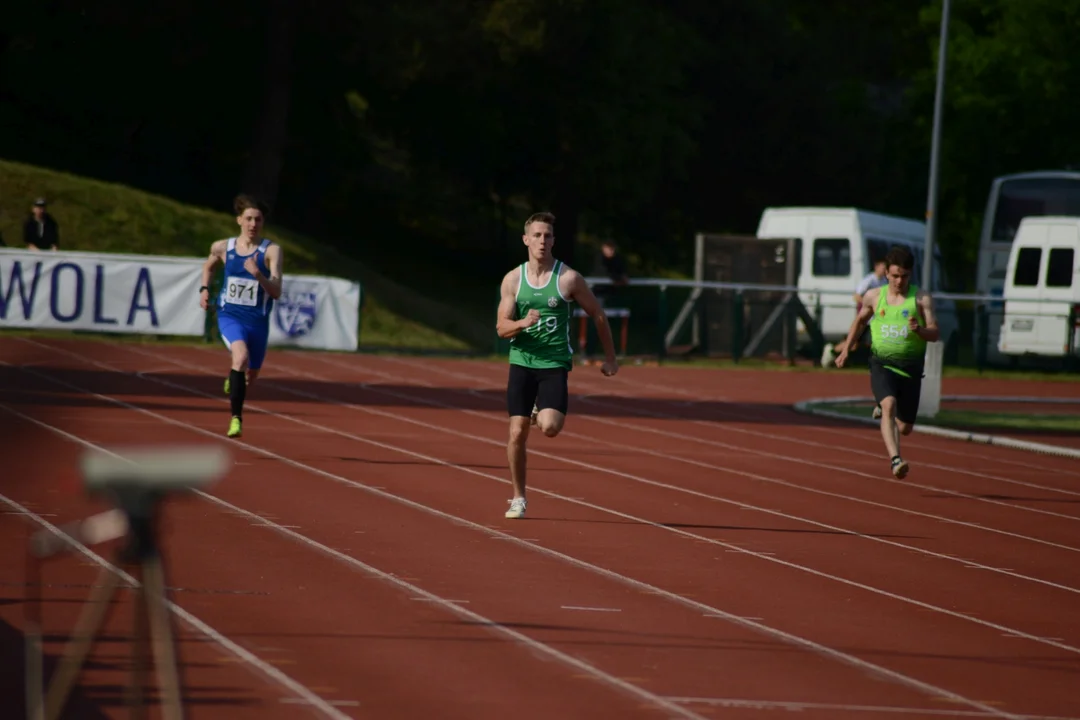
[884,245,914,271]
[524,212,555,233]
[234,193,268,217]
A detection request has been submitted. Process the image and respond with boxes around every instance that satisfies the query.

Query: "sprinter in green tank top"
[495,211,619,519]
[834,245,940,479]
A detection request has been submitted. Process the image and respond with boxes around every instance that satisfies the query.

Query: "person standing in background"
[854,258,887,318]
[23,198,60,251]
[591,240,629,308]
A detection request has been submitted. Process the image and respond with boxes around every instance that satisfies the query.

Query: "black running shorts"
[506,364,569,417]
[869,356,923,425]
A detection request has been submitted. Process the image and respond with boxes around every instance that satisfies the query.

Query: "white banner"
[0,248,363,350]
[266,274,362,351]
[0,248,204,335]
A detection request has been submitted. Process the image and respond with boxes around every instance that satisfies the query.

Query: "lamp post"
[923,0,951,290]
[918,0,951,421]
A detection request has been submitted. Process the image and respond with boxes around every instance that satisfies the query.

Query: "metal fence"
[547,277,1080,372]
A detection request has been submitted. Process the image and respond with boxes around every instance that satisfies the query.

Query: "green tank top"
[508,261,573,370]
[870,284,926,375]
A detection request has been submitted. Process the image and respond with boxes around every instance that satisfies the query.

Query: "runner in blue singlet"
[199,194,284,438]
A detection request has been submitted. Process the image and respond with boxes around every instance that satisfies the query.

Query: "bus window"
[991,177,1080,244]
[812,238,850,277]
[1046,248,1075,288]
[1013,247,1042,287]
[865,238,891,272]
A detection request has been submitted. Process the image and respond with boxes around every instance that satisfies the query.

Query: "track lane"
[14,338,1080,720]
[1,402,720,720]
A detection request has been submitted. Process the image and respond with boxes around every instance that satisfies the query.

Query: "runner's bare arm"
[251,244,284,300]
[496,268,538,338]
[842,287,879,351]
[200,240,227,301]
[564,269,617,364]
[913,290,940,342]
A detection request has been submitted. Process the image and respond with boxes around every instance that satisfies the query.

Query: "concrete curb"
[793,395,1080,460]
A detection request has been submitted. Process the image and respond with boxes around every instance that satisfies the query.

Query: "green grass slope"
[0,158,489,351]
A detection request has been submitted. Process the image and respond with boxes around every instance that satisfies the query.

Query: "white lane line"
[592,399,1080,520]
[1,383,706,720]
[280,699,360,708]
[13,343,1030,720]
[113,349,1080,651]
[380,353,1080,496]
[98,345,1080,656]
[665,697,1072,719]
[296,352,1080,557]
[0,422,352,720]
[204,349,1080,605]
[313,352,1080,560]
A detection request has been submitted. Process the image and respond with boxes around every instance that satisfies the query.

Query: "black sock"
[229,369,246,418]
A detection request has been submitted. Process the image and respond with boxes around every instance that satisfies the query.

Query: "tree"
[904,0,1080,287]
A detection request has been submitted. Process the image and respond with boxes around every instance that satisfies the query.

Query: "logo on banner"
[275,281,319,337]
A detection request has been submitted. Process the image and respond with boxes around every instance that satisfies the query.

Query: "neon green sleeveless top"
[508,261,573,370]
[870,284,926,375]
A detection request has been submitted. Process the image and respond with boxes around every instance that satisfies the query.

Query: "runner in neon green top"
[495,211,619,519]
[869,281,928,376]
[835,245,940,479]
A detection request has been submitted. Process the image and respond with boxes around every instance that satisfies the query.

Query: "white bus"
[976,170,1080,298]
[974,170,1080,360]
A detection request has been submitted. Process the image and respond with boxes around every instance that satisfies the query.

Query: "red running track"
[1,335,1078,720]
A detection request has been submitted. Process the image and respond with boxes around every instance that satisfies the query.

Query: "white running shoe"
[872,404,882,419]
[505,497,527,519]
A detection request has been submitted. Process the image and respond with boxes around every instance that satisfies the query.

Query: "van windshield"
[991,177,1080,244]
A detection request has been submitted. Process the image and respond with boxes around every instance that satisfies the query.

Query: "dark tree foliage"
[2,0,1078,293]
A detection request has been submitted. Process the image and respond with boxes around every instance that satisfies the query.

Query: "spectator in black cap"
[591,240,629,307]
[24,198,60,251]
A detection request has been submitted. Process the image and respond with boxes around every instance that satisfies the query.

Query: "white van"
[755,207,958,346]
[998,216,1080,357]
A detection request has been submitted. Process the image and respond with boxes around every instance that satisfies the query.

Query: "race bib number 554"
[879,323,911,339]
[225,276,258,306]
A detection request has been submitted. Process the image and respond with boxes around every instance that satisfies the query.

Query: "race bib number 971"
[225,276,258,306]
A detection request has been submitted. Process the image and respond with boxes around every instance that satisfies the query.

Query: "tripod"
[26,489,185,720]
